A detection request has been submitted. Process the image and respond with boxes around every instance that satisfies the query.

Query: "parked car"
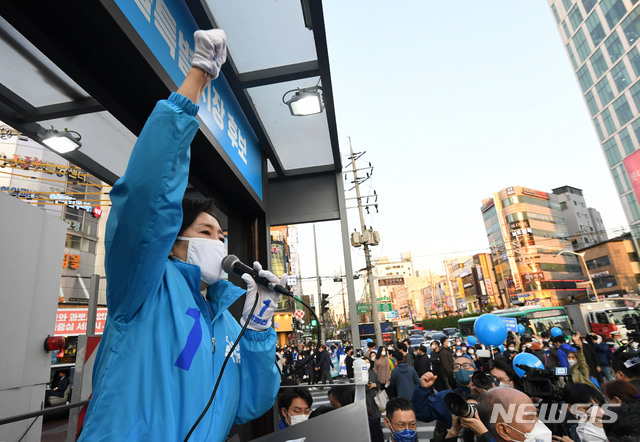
[443,327,459,336]
[408,335,424,348]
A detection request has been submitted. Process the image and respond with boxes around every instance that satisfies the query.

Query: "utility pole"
[347,138,383,346]
[340,266,348,327]
[444,258,457,315]
[313,224,326,343]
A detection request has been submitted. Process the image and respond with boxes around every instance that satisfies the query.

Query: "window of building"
[569,5,584,30]
[621,6,640,45]
[573,28,592,62]
[574,200,578,205]
[601,108,617,135]
[577,64,594,92]
[552,4,562,24]
[567,43,580,70]
[613,166,626,193]
[585,91,599,115]
[604,137,622,166]
[581,0,597,13]
[594,275,618,289]
[601,0,627,29]
[611,61,631,92]
[562,0,574,12]
[596,76,615,105]
[631,81,640,112]
[629,47,640,77]
[605,31,625,63]
[620,127,636,155]
[591,48,609,78]
[586,11,605,46]
[614,95,634,125]
[586,255,611,269]
[627,192,640,221]
[594,117,606,141]
[563,20,572,39]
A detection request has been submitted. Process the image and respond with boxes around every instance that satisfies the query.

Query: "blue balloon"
[474,314,508,347]
[517,324,525,334]
[551,327,563,338]
[366,338,373,343]
[499,344,505,353]
[513,352,545,378]
[467,336,477,346]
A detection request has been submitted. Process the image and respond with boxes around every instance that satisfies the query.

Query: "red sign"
[378,277,405,286]
[624,150,640,205]
[92,206,102,218]
[54,308,108,336]
[521,187,549,200]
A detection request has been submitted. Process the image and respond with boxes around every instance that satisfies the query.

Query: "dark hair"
[613,352,640,379]
[385,397,415,421]
[562,382,605,406]
[552,336,565,345]
[397,342,407,352]
[393,350,405,362]
[377,346,388,357]
[328,385,355,407]
[367,342,376,349]
[309,405,336,419]
[278,388,312,418]
[179,198,219,236]
[603,402,640,442]
[492,357,516,382]
[603,380,639,404]
[440,336,448,345]
[418,345,427,353]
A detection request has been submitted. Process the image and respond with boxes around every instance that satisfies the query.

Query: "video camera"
[444,392,477,418]
[515,364,564,401]
[471,371,499,390]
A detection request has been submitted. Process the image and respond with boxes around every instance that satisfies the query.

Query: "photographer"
[490,358,518,390]
[612,349,640,391]
[476,387,552,442]
[440,394,491,442]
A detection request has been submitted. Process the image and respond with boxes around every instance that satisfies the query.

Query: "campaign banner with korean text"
[624,149,640,205]
[54,308,108,336]
[111,0,262,199]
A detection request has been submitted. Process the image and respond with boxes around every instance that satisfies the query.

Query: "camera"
[471,371,499,390]
[444,392,477,418]
[515,364,564,401]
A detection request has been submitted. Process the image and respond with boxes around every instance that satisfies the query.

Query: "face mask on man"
[286,410,309,426]
[176,236,226,285]
[385,419,417,442]
[454,369,474,385]
[576,421,606,442]
[504,420,552,442]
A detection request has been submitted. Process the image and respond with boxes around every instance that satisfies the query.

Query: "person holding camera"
[441,395,491,442]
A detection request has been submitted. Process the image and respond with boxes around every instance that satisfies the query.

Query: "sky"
[293,1,631,310]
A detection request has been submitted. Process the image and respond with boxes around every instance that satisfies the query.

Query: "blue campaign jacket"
[411,386,453,429]
[79,93,279,441]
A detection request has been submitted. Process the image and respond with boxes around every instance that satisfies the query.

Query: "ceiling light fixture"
[282,86,324,116]
[39,127,82,153]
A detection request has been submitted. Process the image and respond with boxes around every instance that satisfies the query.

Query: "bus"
[458,306,573,338]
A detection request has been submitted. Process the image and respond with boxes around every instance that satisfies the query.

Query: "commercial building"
[577,232,640,296]
[548,0,640,246]
[481,186,584,306]
[552,185,608,249]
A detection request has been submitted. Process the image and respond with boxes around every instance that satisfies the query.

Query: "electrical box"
[350,232,362,247]
[363,229,380,246]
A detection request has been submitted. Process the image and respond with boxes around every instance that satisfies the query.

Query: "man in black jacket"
[414,345,431,377]
[316,344,334,384]
[344,346,355,382]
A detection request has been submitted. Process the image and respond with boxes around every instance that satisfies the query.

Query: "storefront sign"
[378,277,405,286]
[591,270,610,279]
[54,308,108,336]
[509,220,530,230]
[111,0,262,199]
[624,150,640,206]
[62,253,81,270]
[521,272,545,284]
[521,187,549,200]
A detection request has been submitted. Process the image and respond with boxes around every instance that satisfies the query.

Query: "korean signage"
[112,0,262,199]
[624,150,640,207]
[501,317,518,332]
[480,198,495,213]
[509,220,530,230]
[378,277,405,286]
[506,186,515,196]
[521,271,545,284]
[521,187,549,200]
[62,253,81,270]
[0,154,94,183]
[385,310,399,320]
[591,270,610,279]
[378,303,392,312]
[357,303,370,313]
[50,194,103,217]
[54,308,108,336]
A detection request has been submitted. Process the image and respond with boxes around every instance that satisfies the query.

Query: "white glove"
[241,262,287,331]
[192,29,227,79]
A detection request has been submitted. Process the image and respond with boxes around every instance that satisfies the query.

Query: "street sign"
[357,304,370,313]
[385,310,399,319]
[378,303,392,312]
[501,317,518,333]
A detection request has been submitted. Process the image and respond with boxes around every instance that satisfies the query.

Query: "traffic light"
[321,293,330,314]
[310,318,318,327]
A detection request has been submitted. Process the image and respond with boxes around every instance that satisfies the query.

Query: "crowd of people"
[275,330,640,442]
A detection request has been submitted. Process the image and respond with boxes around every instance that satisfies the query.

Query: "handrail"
[0,400,90,426]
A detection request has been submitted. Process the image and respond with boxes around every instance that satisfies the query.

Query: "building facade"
[578,232,640,296]
[548,0,640,245]
[481,186,584,306]
[552,185,608,249]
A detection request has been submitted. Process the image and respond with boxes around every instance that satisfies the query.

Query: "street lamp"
[555,250,599,302]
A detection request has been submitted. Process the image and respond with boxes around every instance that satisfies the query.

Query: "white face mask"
[468,349,475,355]
[288,412,309,426]
[576,421,606,442]
[505,420,552,442]
[568,359,577,366]
[508,347,515,352]
[176,236,226,285]
[499,382,510,388]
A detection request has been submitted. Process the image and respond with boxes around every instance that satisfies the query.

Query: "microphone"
[221,255,291,297]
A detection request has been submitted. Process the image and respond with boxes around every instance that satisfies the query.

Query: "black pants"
[320,369,333,384]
